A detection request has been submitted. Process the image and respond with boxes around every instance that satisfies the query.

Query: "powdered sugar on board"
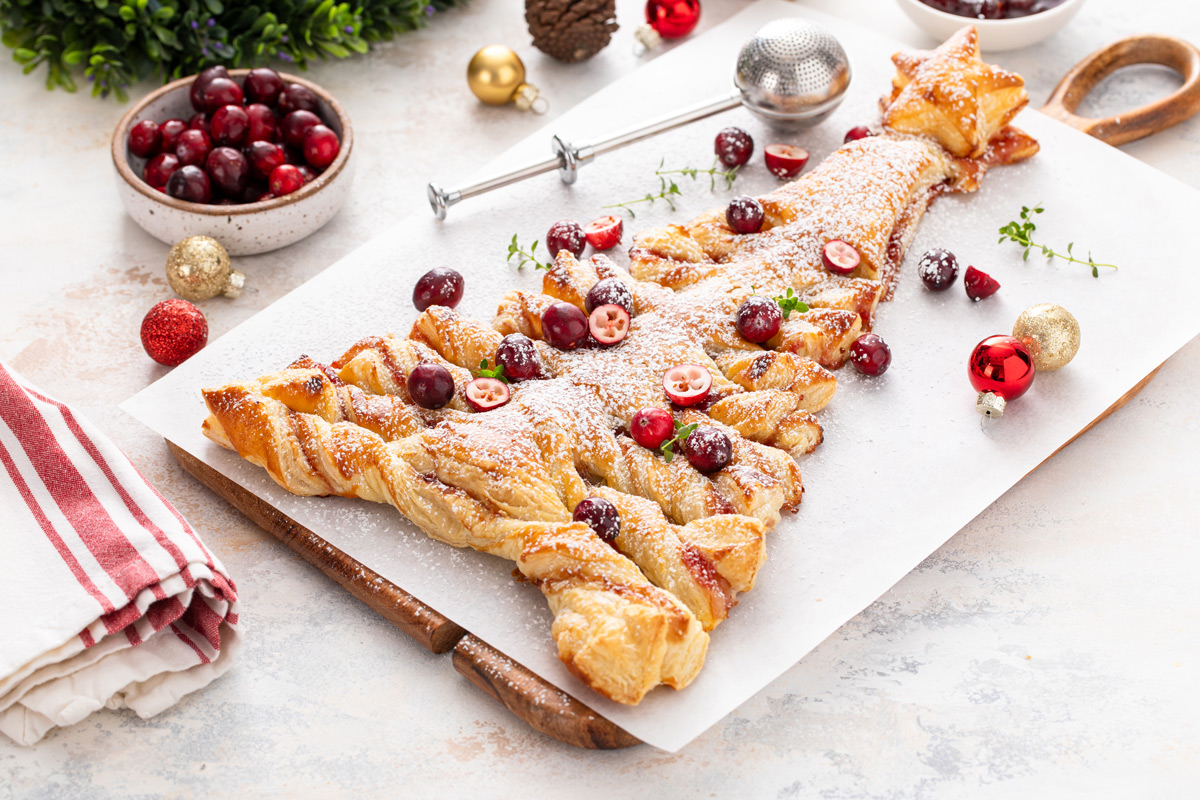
[123,0,1200,752]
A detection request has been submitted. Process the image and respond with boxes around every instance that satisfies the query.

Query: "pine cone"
[526,0,619,63]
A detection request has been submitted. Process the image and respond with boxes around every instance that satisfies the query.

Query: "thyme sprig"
[506,234,552,271]
[660,420,699,464]
[655,158,740,191]
[603,158,740,218]
[601,175,683,218]
[772,287,809,319]
[476,359,507,384]
[998,203,1118,278]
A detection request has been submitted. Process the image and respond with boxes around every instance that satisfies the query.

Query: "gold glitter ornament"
[467,45,548,113]
[1012,303,1080,372]
[165,236,244,302]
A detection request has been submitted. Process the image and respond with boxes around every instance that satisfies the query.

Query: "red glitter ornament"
[141,299,208,366]
[968,334,1035,418]
[645,0,700,38]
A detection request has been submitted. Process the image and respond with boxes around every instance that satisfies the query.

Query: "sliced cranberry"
[584,278,634,315]
[210,104,250,147]
[243,67,285,106]
[714,126,754,168]
[269,164,304,196]
[465,377,510,412]
[583,215,623,250]
[412,267,464,312]
[918,248,960,291]
[541,302,589,350]
[165,165,211,203]
[496,333,541,381]
[684,427,732,473]
[245,104,278,143]
[573,497,621,544]
[663,363,712,407]
[245,141,286,180]
[822,240,860,275]
[849,333,891,376]
[630,407,674,450]
[160,118,188,151]
[764,144,809,179]
[844,125,873,143]
[174,128,212,167]
[197,77,243,115]
[588,304,630,347]
[205,147,249,196]
[736,296,782,343]
[143,153,180,189]
[277,84,320,115]
[546,220,586,259]
[280,109,321,148]
[964,266,1001,301]
[303,124,340,169]
[128,120,161,158]
[726,196,764,234]
[407,363,455,409]
[189,65,229,112]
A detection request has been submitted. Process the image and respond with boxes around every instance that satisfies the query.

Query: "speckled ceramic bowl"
[111,70,354,255]
[894,0,1087,52]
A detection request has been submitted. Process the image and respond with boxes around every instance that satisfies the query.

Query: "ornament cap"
[633,23,662,55]
[223,270,246,299]
[975,390,1006,418]
[512,83,548,114]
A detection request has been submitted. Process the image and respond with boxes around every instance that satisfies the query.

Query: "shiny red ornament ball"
[968,335,1035,401]
[141,299,208,366]
[646,0,701,38]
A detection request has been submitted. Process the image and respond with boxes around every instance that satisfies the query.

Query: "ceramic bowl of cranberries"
[894,0,1085,52]
[111,67,354,255]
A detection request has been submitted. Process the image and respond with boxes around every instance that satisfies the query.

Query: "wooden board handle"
[1041,34,1200,146]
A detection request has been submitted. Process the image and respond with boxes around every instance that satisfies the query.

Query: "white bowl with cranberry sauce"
[894,0,1086,52]
[111,69,354,256]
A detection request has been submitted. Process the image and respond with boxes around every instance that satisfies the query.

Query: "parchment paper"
[122,0,1200,752]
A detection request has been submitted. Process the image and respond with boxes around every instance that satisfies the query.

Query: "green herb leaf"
[659,421,699,463]
[771,287,809,320]
[476,359,508,384]
[997,202,1117,278]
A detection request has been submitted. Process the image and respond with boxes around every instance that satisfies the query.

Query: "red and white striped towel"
[0,361,240,745]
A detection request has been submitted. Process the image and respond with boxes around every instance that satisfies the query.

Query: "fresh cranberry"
[584,277,634,315]
[736,296,782,343]
[412,267,464,311]
[541,302,589,350]
[242,182,270,203]
[210,104,250,147]
[714,126,754,168]
[573,497,621,544]
[143,153,180,188]
[160,118,188,151]
[844,125,873,143]
[189,65,229,112]
[280,110,321,148]
[849,333,891,376]
[763,144,809,179]
[588,304,630,347]
[277,83,320,115]
[546,220,586,259]
[296,164,318,184]
[407,363,455,409]
[583,215,623,250]
[205,147,249,196]
[245,104,278,143]
[630,407,674,450]
[918,248,960,291]
[243,67,285,106]
[268,164,304,196]
[174,129,212,167]
[726,196,764,234]
[964,266,1001,301]
[976,0,1006,19]
[196,77,243,114]
[165,165,211,203]
[128,120,161,158]
[187,113,210,134]
[303,124,340,169]
[464,377,510,412]
[244,140,286,180]
[495,333,540,381]
[283,144,306,165]
[684,427,732,473]
[822,240,861,275]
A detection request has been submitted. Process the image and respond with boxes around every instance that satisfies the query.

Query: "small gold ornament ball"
[1012,303,1080,372]
[165,236,245,302]
[468,45,527,105]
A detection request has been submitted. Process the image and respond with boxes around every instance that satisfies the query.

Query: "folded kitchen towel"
[0,361,240,745]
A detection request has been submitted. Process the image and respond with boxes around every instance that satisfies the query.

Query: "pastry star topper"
[882,25,1028,158]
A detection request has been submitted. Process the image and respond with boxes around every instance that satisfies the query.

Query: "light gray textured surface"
[1,0,1198,796]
